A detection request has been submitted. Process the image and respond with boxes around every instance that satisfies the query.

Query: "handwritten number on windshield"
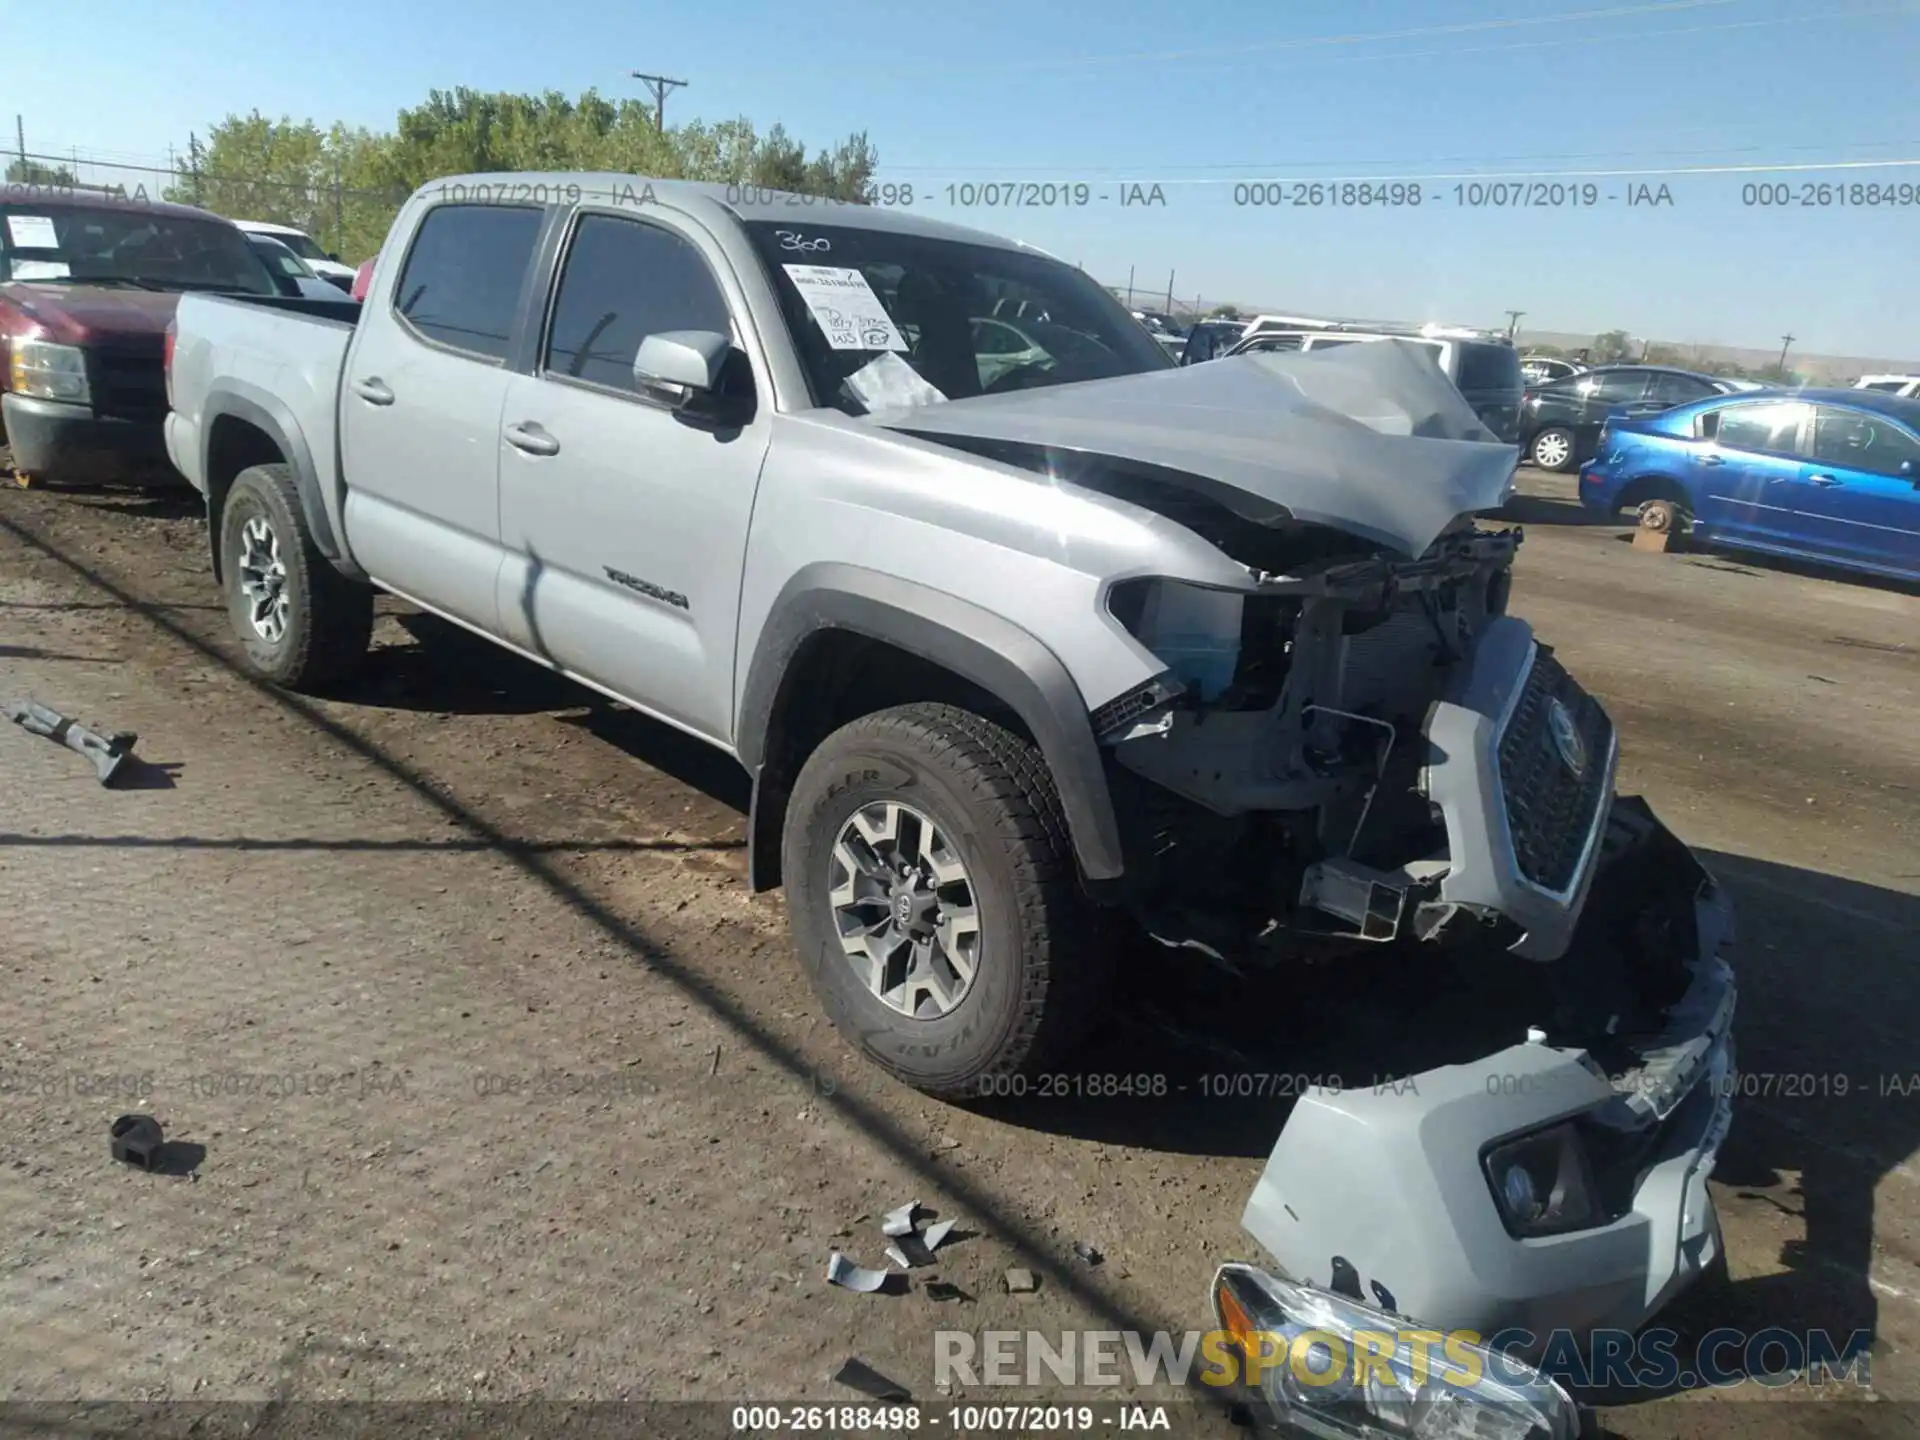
[775,230,830,254]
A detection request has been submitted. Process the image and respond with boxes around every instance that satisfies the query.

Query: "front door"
[1689,399,1812,550]
[496,208,773,745]
[1788,405,1920,573]
[338,201,546,630]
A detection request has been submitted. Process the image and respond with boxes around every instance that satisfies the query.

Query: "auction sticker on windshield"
[6,215,61,249]
[782,264,908,352]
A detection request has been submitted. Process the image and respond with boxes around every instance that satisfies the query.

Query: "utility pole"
[14,115,23,176]
[1125,266,1135,308]
[630,72,688,132]
[1777,333,1796,375]
[1164,270,1175,315]
[1504,309,1525,340]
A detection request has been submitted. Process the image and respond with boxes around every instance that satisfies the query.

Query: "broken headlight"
[1212,1264,1579,1440]
[1106,577,1244,702]
[1483,1122,1601,1238]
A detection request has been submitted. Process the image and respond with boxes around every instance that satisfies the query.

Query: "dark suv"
[1,188,279,485]
[1520,365,1741,471]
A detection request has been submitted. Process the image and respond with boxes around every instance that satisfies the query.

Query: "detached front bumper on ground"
[1240,798,1736,1342]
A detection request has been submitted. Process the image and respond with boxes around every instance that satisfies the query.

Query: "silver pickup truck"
[166,174,1734,1406]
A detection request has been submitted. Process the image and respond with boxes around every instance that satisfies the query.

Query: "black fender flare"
[200,383,357,580]
[736,563,1125,890]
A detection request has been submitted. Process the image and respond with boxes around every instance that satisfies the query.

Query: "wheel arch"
[736,564,1124,893]
[1613,469,1694,517]
[200,386,353,583]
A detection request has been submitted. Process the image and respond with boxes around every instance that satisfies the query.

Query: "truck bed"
[166,291,360,504]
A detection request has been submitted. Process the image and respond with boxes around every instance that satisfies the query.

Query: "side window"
[1646,372,1715,406]
[1714,401,1809,456]
[393,204,543,361]
[544,213,735,395]
[1812,406,1920,475]
[1588,370,1649,404]
[971,319,1028,356]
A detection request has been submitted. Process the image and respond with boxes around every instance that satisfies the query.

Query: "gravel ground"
[1,468,1916,1438]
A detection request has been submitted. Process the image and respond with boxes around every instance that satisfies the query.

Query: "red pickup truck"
[1,188,282,486]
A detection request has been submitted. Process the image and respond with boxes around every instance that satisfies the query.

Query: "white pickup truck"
[165,177,1735,1412]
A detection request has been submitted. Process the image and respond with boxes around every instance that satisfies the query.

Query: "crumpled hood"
[861,339,1520,557]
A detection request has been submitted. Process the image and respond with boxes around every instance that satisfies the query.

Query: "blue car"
[1578,388,1920,582]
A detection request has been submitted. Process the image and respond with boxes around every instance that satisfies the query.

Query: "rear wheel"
[1637,497,1684,534]
[219,463,372,690]
[781,702,1101,1098]
[1529,426,1576,472]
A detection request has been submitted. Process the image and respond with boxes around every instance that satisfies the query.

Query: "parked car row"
[0,192,360,487]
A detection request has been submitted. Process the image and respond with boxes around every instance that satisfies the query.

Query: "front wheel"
[219,463,372,690]
[1529,426,1576,472]
[781,703,1101,1099]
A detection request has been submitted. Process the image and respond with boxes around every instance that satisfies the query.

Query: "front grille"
[1497,646,1612,895]
[89,348,167,420]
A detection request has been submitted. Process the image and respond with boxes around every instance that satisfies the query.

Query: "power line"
[934,0,1751,72]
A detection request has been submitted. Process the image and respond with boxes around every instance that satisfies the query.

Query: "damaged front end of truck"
[868,340,1736,1413]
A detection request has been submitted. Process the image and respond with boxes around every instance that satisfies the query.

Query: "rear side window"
[1712,401,1809,455]
[544,213,733,395]
[393,204,543,361]
[1456,342,1522,393]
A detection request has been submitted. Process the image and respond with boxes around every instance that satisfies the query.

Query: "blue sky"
[19,0,1920,358]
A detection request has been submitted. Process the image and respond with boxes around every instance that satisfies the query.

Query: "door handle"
[349,376,394,406]
[1808,473,1842,487]
[1698,454,1724,466]
[504,421,560,457]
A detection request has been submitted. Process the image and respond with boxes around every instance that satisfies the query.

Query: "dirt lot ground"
[1,466,1917,1438]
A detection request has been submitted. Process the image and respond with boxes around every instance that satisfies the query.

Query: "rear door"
[1789,404,1920,573]
[1688,399,1812,550]
[339,201,546,630]
[1453,341,1523,443]
[1577,369,1652,452]
[495,206,774,744]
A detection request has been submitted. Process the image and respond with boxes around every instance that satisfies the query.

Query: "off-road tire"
[1529,426,1577,472]
[219,463,372,690]
[782,702,1102,1099]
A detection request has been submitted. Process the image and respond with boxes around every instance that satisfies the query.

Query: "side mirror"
[635,329,731,404]
[327,251,340,263]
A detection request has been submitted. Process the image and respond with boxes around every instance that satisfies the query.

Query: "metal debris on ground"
[921,1217,957,1252]
[5,700,140,786]
[826,1251,897,1294]
[1004,1267,1039,1294]
[109,1114,165,1170]
[883,1243,913,1270]
[925,1281,974,1303]
[831,1358,912,1401]
[880,1200,922,1237]
[1073,1241,1104,1266]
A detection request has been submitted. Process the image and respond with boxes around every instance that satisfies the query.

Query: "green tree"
[1589,329,1636,364]
[167,89,878,264]
[1208,304,1242,319]
[6,157,79,186]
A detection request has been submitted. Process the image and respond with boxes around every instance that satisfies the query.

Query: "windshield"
[741,219,1171,413]
[249,236,316,279]
[270,230,331,262]
[1,204,276,294]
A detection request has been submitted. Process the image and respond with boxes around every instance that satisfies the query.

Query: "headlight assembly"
[1212,1264,1579,1440]
[1483,1122,1601,1238]
[1105,577,1244,702]
[7,338,91,405]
